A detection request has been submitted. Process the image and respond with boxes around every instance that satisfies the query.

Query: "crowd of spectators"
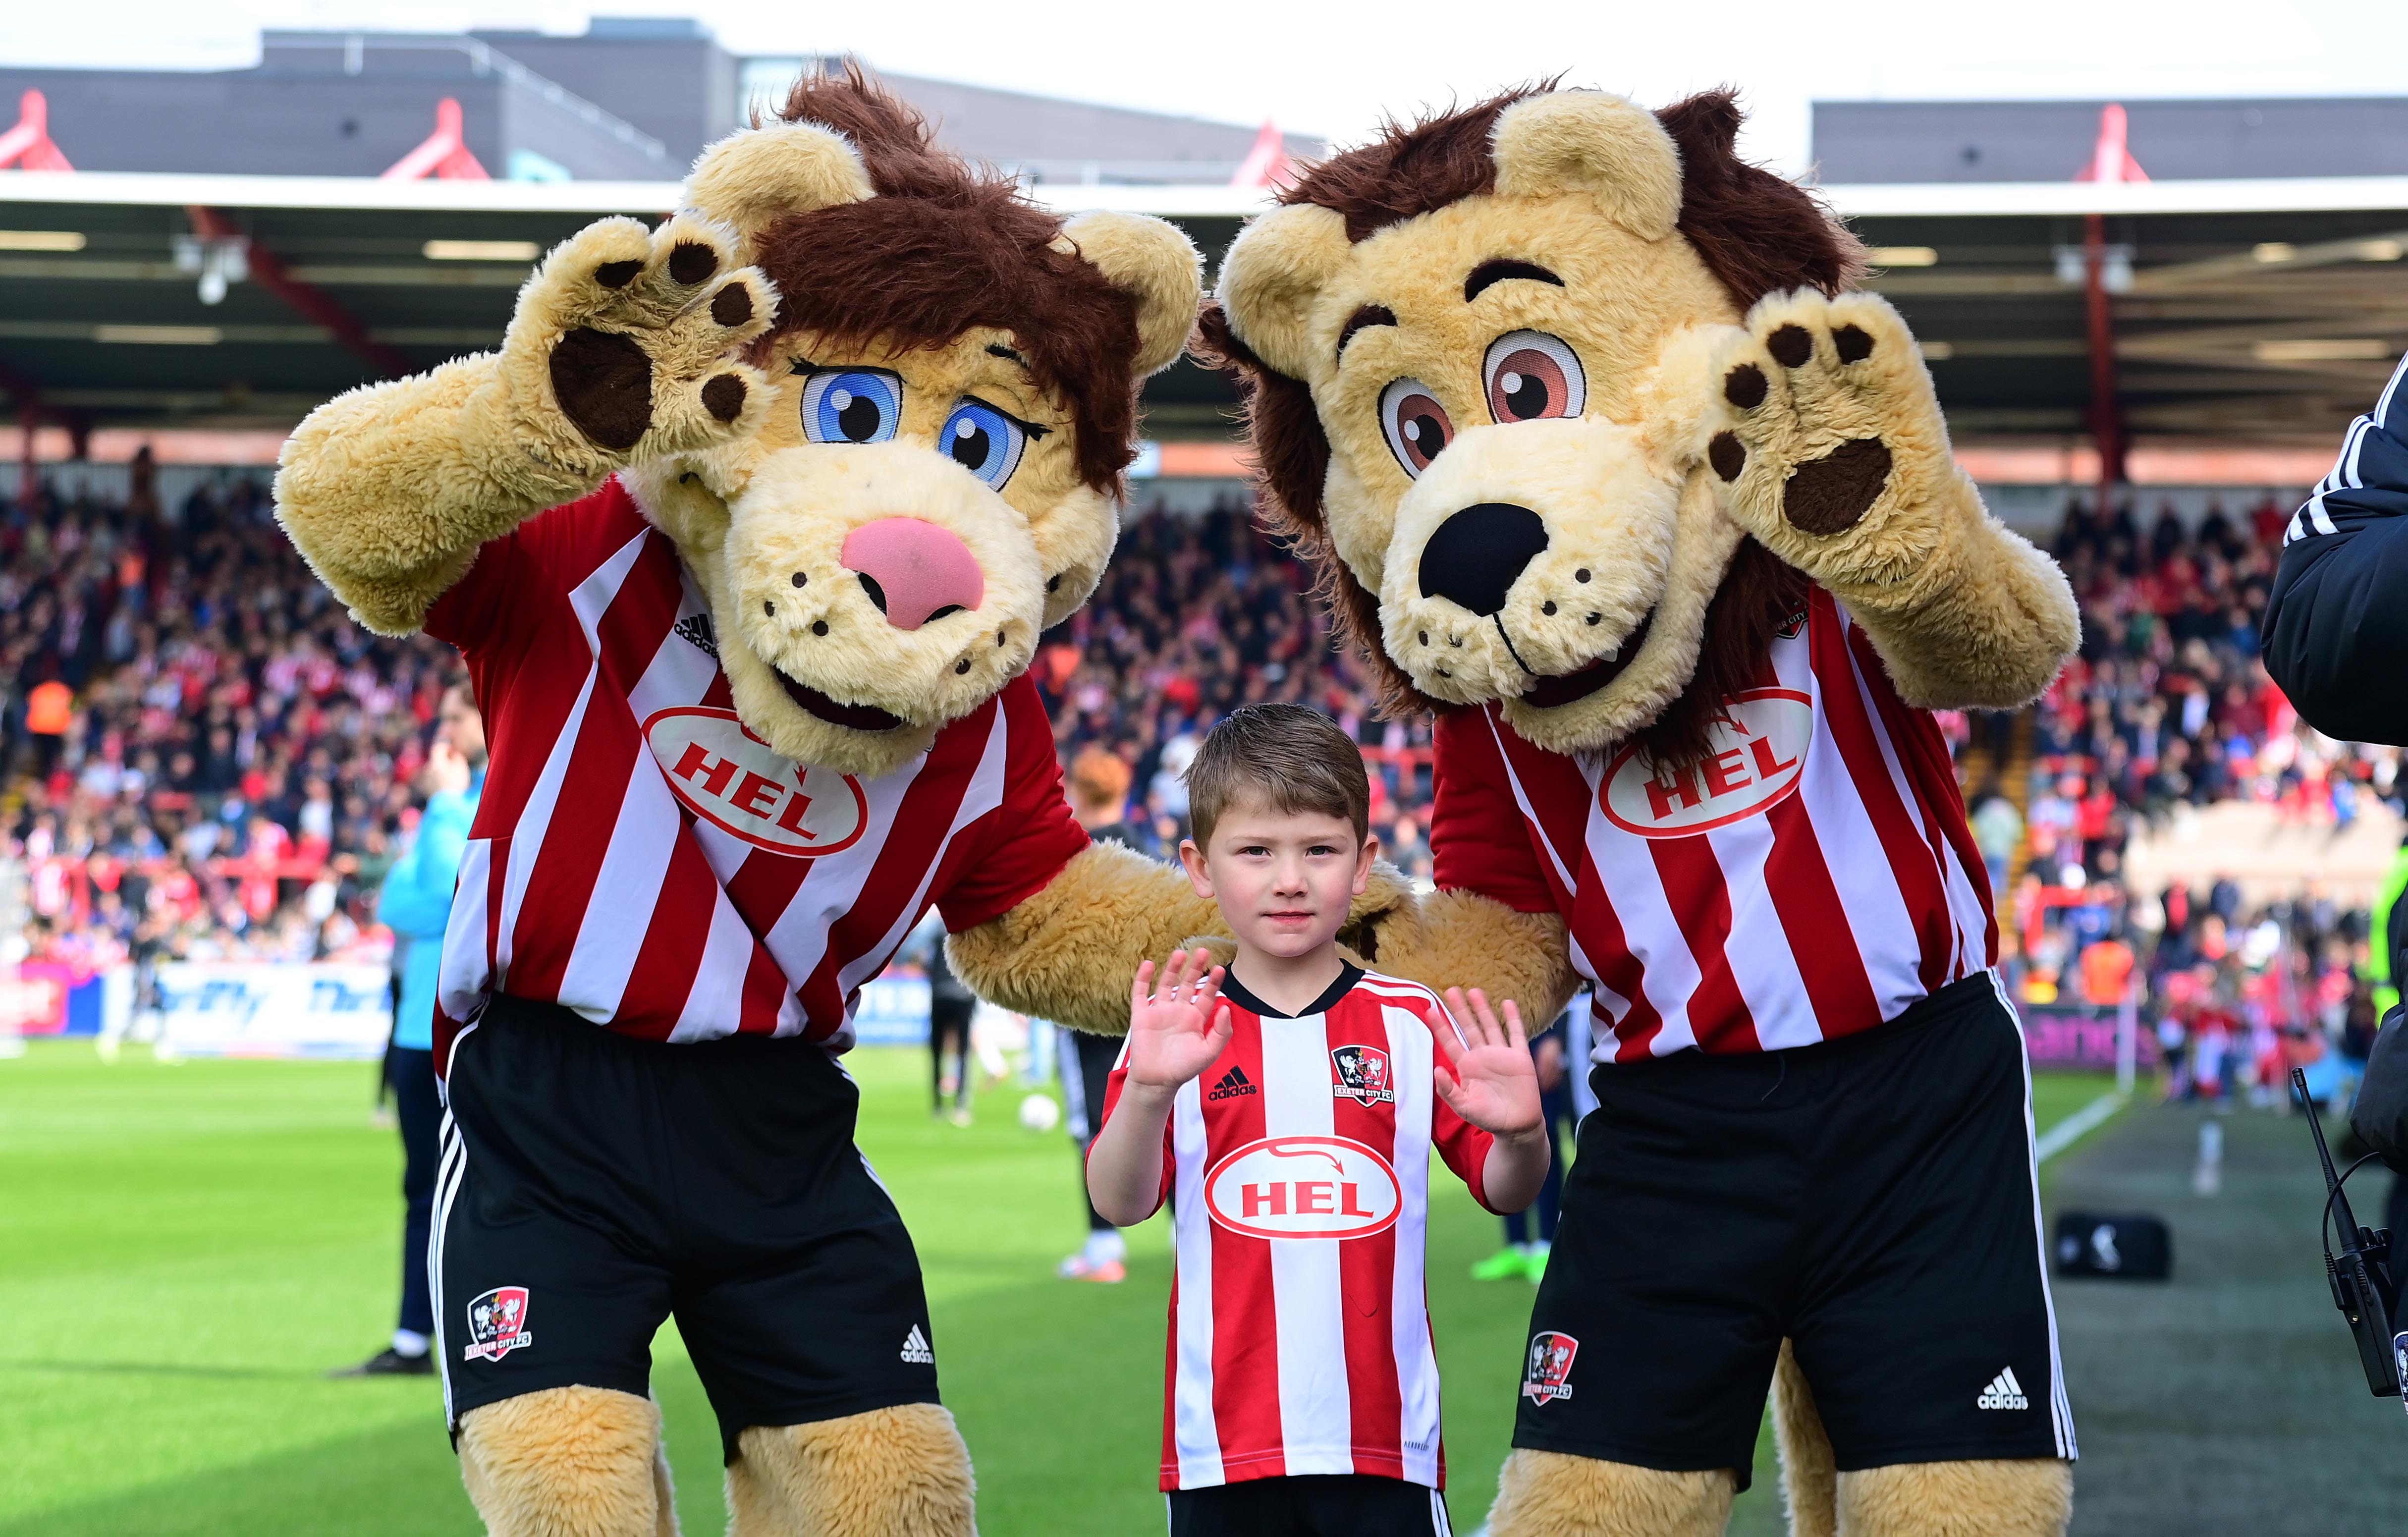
[1,469,2398,1055]
[0,457,455,979]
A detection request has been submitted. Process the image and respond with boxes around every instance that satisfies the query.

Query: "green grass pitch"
[0,1040,2113,1535]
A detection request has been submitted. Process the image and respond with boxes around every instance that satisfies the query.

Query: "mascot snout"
[1379,415,1682,707]
[715,441,1044,768]
[841,518,986,631]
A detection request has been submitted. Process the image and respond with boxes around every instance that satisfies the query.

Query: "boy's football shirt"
[1095,964,1499,1491]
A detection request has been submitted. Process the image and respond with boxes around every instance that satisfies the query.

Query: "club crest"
[463,1286,533,1363]
[1523,1330,1579,1405]
[1329,1043,1395,1105]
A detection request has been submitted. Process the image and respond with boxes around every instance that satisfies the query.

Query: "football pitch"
[0,1042,2113,1535]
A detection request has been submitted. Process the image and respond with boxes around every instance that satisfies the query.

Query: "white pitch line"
[2035,1091,2129,1165]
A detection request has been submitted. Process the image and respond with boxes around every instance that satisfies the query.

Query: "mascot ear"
[1058,212,1204,378]
[1491,91,1683,241]
[1215,201,1352,383]
[681,121,875,254]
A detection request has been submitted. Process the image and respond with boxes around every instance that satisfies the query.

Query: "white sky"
[7,0,2407,176]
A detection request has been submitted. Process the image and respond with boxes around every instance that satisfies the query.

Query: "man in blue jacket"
[337,683,484,1376]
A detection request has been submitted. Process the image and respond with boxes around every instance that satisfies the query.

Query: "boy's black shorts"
[1166,1474,1453,1536]
[1513,973,2073,1486]
[435,996,939,1461]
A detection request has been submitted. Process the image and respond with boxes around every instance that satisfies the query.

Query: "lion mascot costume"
[272,73,1245,1537]
[1197,86,2084,1537]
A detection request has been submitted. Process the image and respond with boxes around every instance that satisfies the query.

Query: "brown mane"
[1196,85,1858,764]
[748,67,1144,495]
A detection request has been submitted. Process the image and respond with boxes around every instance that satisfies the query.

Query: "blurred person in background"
[1470,1011,1578,1283]
[925,922,976,1125]
[334,683,483,1377]
[1057,747,1151,1283]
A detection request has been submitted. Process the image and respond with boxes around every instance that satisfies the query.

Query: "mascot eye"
[1379,378,1455,478]
[1482,331,1586,424]
[800,369,902,445]
[940,398,1029,488]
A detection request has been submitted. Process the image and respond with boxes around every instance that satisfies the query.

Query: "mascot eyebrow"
[1462,258,1563,301]
[1336,304,1396,360]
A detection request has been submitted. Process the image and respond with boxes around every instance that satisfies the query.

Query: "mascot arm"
[946,844,1562,1035]
[1701,290,2080,711]
[1349,881,1580,1027]
[273,215,777,636]
[947,841,1225,1036]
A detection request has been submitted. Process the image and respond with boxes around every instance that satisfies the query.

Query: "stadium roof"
[3,169,2405,454]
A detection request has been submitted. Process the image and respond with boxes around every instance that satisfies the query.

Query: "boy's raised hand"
[1424,988,1543,1138]
[1127,947,1234,1093]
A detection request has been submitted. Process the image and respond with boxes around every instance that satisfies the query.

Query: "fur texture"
[1835,1461,2073,1537]
[1773,1341,1838,1537]
[457,1387,679,1537]
[946,842,1230,1035]
[1487,1450,1734,1537]
[276,215,776,636]
[726,1405,977,1537]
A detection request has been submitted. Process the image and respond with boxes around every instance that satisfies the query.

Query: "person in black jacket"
[2261,351,2408,1226]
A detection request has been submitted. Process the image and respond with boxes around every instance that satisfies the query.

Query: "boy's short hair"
[1184,704,1369,849]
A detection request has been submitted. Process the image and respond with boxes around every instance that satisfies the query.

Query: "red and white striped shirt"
[1096,966,1497,1492]
[1432,588,1996,1061]
[423,478,1087,1059]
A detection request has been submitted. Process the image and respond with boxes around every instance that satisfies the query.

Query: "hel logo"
[1330,1043,1395,1105]
[1601,687,1813,838]
[1523,1330,1578,1404]
[644,706,868,857]
[463,1286,533,1363]
[1203,1135,1401,1240]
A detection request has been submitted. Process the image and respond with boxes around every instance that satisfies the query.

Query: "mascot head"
[635,70,1201,776]
[1202,87,1860,762]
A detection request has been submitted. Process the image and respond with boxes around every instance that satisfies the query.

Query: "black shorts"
[435,996,939,1460]
[1166,1475,1453,1536]
[1513,973,2073,1485]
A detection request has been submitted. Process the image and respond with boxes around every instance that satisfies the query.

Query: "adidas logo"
[899,1325,934,1366]
[1206,1066,1258,1101]
[1975,1367,2030,1411]
[673,611,718,659]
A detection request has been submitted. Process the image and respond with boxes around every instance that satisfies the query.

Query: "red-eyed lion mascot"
[1198,86,2082,1537]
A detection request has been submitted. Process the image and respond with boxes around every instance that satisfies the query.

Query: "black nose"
[1418,503,1549,617]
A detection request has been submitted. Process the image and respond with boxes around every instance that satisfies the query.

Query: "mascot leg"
[1770,1340,1837,1537]
[457,1386,678,1537]
[725,1404,976,1537]
[1486,1449,1732,1537]
[1834,1460,2070,1537]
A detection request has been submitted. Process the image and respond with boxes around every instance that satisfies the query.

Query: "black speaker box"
[2054,1211,2172,1279]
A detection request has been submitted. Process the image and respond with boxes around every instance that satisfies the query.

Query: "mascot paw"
[1702,290,1961,591]
[493,213,778,478]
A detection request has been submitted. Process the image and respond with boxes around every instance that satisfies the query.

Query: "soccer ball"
[1018,1093,1061,1133]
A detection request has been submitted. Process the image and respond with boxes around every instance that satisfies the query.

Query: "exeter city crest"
[1330,1044,1395,1105]
[1523,1330,1579,1405]
[463,1286,534,1363]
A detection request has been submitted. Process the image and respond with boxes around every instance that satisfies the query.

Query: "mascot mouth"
[1524,609,1655,710]
[777,671,904,733]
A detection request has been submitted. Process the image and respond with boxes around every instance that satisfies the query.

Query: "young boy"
[1088,704,1549,1535]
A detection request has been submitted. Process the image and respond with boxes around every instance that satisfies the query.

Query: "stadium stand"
[0,469,2381,1098]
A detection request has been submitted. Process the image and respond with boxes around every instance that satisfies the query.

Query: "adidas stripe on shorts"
[434,994,941,1460]
[1513,973,2074,1482]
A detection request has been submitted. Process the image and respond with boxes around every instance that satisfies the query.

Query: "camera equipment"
[2291,1068,2405,1409]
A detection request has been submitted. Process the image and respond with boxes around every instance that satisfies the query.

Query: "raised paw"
[500,213,778,465]
[1703,291,1956,580]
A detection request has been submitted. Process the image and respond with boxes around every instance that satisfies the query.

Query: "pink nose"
[839,518,985,631]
